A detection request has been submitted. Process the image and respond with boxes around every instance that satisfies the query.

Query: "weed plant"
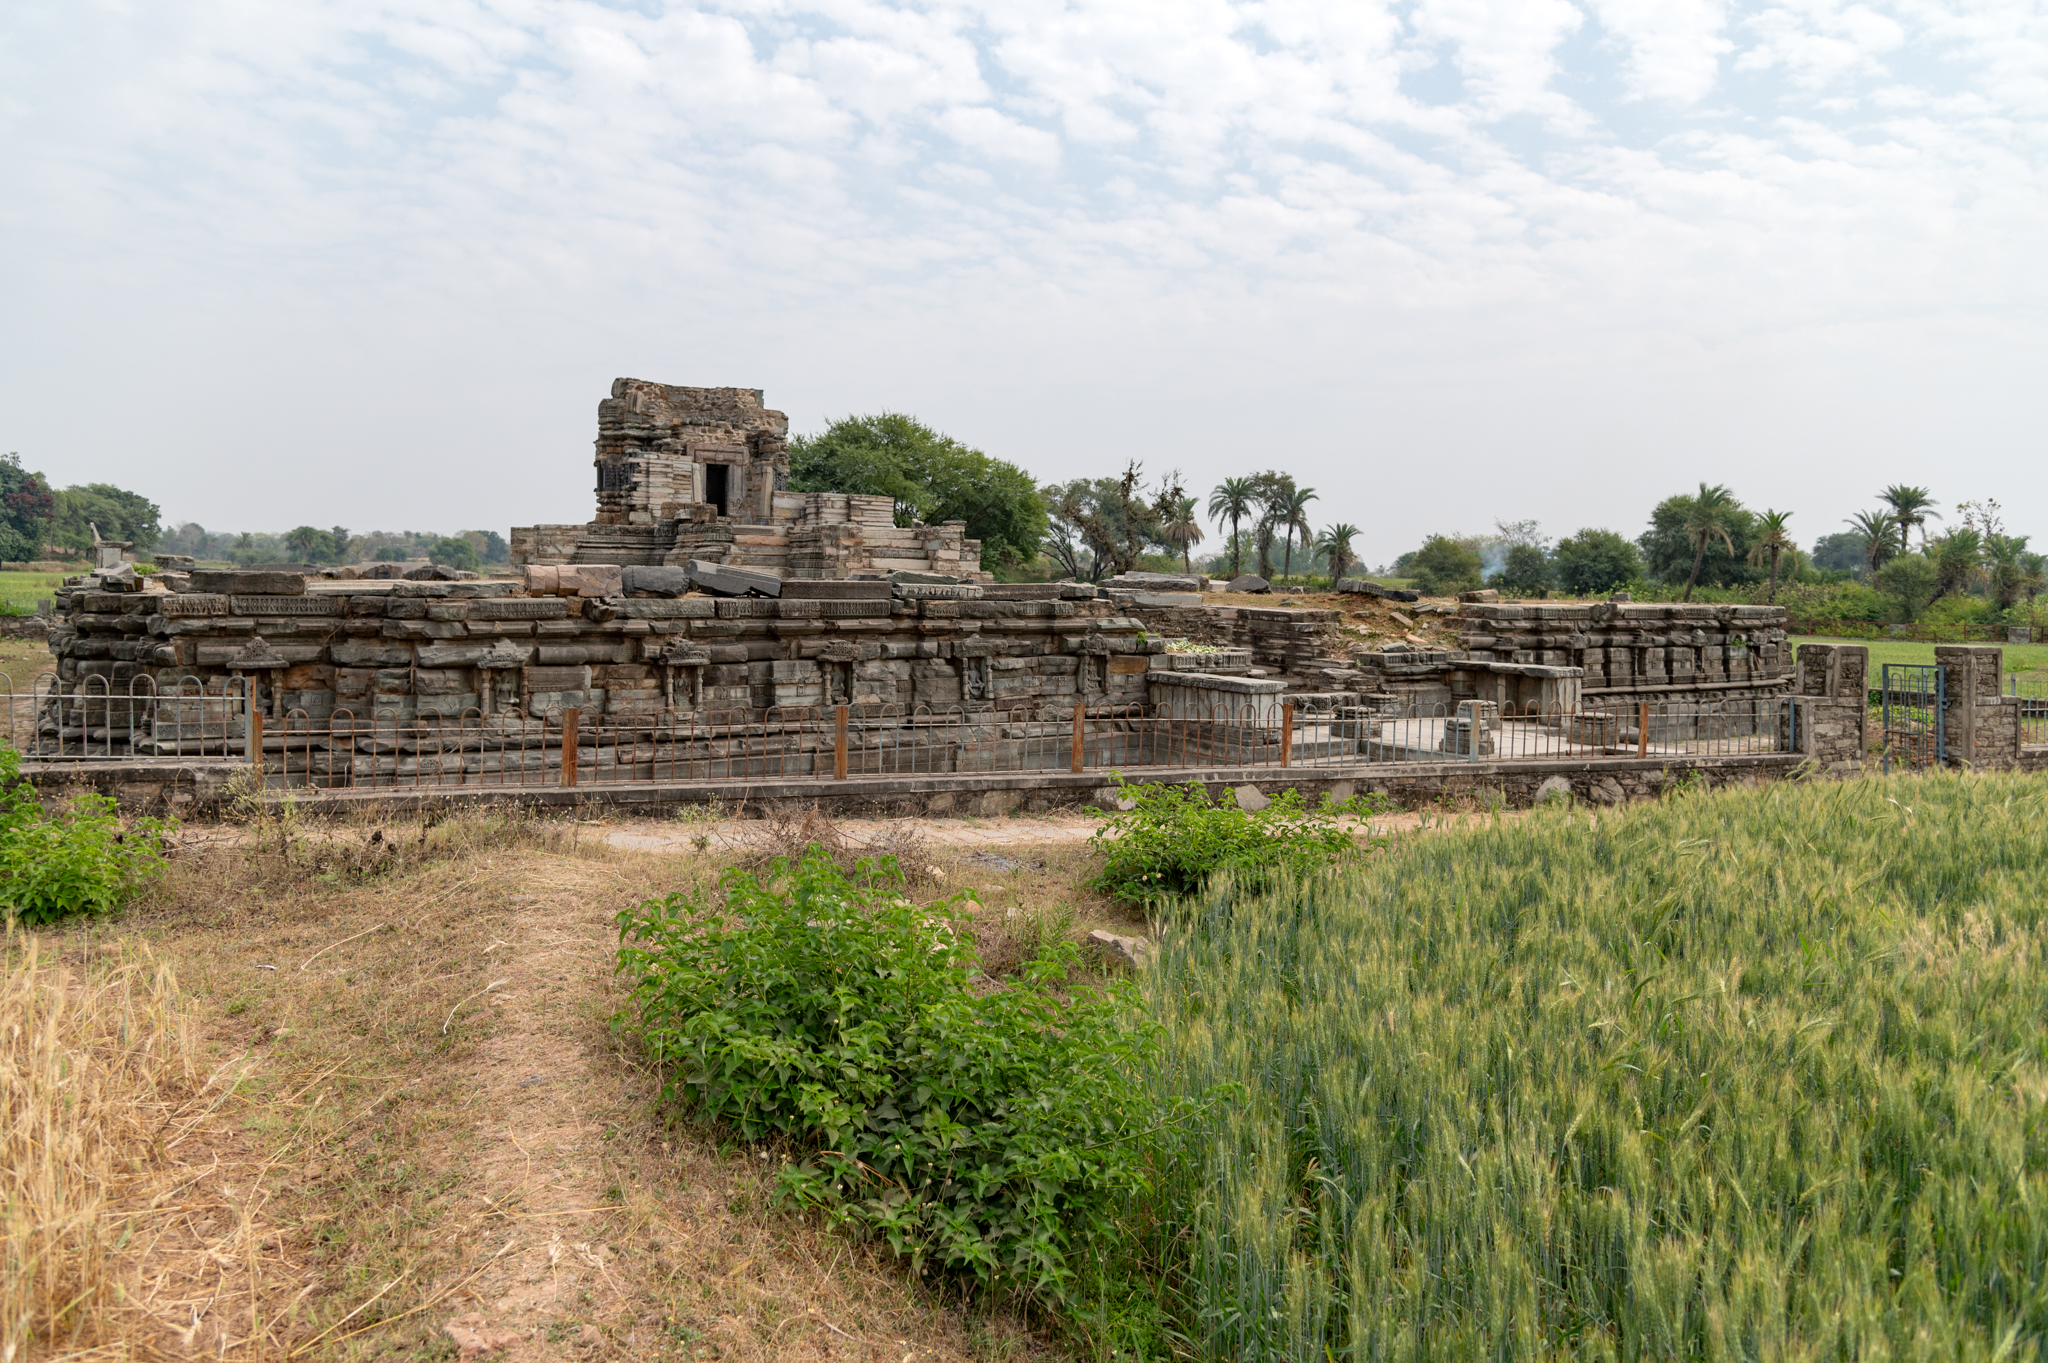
[614,847,1156,1303]
[0,746,169,923]
[1144,773,2048,1359]
[1088,775,1381,910]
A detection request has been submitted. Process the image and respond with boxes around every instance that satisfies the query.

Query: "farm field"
[0,569,68,615]
[1145,772,2048,1360]
[1794,635,2048,687]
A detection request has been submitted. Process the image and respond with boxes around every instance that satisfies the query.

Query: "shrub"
[1407,535,1483,596]
[0,747,170,924]
[1551,528,1642,595]
[613,848,1153,1298]
[1087,776,1380,909]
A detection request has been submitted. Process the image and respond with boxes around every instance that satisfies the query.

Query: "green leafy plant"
[1086,775,1383,909]
[613,848,1154,1300]
[0,746,171,924]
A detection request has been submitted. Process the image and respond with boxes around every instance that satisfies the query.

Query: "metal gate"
[1880,663,1945,773]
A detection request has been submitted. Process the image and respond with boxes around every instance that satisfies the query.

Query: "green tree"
[1985,535,2034,611]
[49,483,161,554]
[1746,509,1798,604]
[283,526,333,563]
[0,453,56,562]
[1313,523,1360,588]
[1207,478,1257,578]
[1928,528,1984,602]
[1810,531,1866,576]
[428,536,480,572]
[1639,486,1755,594]
[1042,465,1163,581]
[1274,486,1319,582]
[1494,542,1551,596]
[1879,485,1940,550]
[1876,554,1938,621]
[472,529,510,564]
[788,413,1046,567]
[1409,535,1484,596]
[1846,510,1902,576]
[1161,494,1205,575]
[1551,529,1641,596]
[1248,471,1299,578]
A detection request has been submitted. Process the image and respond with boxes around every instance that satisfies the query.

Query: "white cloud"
[0,0,2043,565]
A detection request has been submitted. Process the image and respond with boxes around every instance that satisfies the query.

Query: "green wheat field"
[1146,772,2048,1361]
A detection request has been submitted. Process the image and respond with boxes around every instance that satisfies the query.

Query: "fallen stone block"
[685,560,781,597]
[187,570,308,596]
[1226,574,1271,594]
[1234,784,1271,811]
[1087,929,1150,968]
[1104,571,1202,592]
[620,565,694,596]
[1335,577,1421,602]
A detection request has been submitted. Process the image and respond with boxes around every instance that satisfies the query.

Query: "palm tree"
[1846,510,1902,577]
[1879,485,1941,550]
[1985,534,2031,610]
[1163,495,1205,575]
[1276,487,1319,583]
[1313,523,1361,588]
[1207,478,1256,578]
[1930,528,1984,602]
[1746,509,1798,604]
[1680,483,1740,602]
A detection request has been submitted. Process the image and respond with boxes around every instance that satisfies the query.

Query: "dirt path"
[419,853,1037,1362]
[602,806,1515,856]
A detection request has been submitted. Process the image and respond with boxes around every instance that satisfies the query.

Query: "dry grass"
[13,800,1123,1360]
[2,932,200,1360]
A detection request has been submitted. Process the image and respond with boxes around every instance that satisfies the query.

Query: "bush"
[427,536,479,572]
[1551,528,1642,595]
[1876,554,1938,621]
[1087,776,1380,909]
[0,747,170,924]
[614,848,1153,1298]
[1407,535,1484,596]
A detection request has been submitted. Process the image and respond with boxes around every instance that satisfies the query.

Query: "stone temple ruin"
[30,379,1857,793]
[510,380,984,581]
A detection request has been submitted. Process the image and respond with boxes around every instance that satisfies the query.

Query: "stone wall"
[1453,602,1790,695]
[34,569,1157,768]
[1936,645,2021,770]
[1792,641,1868,776]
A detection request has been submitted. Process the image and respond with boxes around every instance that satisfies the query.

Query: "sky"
[1,0,2044,568]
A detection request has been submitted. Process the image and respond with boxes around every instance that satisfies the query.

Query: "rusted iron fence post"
[561,707,580,787]
[1280,702,1295,768]
[834,705,849,779]
[1071,703,1084,773]
[248,709,264,785]
[1637,702,1650,758]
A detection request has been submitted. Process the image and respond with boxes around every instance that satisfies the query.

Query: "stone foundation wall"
[36,570,1158,764]
[1454,602,1790,693]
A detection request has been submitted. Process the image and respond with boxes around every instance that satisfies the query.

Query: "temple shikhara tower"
[510,380,985,581]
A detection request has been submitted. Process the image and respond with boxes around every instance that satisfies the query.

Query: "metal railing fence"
[4,671,252,759]
[2,676,1797,791]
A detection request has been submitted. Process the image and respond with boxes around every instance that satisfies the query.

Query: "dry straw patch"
[2,932,224,1360]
